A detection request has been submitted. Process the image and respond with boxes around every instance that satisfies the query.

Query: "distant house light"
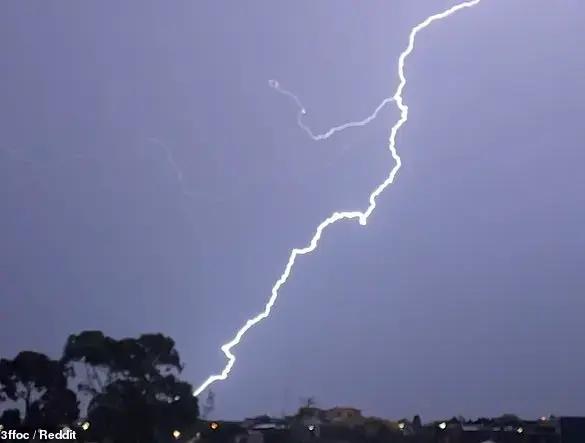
[438,422,447,430]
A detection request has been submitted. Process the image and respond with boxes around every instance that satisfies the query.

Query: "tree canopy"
[0,350,78,428]
[0,330,199,442]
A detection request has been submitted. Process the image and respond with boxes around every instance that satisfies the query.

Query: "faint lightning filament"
[193,0,482,398]
[268,79,395,142]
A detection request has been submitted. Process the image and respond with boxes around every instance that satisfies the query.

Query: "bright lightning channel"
[193,0,482,398]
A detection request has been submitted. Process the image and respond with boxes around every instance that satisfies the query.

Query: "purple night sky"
[1,0,584,420]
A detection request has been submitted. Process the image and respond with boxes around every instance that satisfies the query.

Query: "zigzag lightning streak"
[193,0,482,397]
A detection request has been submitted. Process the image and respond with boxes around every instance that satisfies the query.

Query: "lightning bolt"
[193,0,482,398]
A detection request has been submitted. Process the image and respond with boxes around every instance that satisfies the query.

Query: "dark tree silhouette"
[0,351,79,427]
[61,330,198,443]
[495,413,522,427]
[412,415,422,430]
[0,409,21,428]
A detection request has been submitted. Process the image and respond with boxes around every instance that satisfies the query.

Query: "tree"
[296,396,318,418]
[412,415,422,431]
[304,396,316,408]
[59,330,117,397]
[61,330,198,443]
[0,409,21,428]
[200,389,215,419]
[495,413,522,426]
[0,351,79,427]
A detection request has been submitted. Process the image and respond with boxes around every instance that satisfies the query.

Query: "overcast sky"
[1,0,584,421]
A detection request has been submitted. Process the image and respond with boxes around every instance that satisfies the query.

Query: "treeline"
[0,330,199,442]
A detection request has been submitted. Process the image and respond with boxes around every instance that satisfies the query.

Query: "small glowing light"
[517,427,524,434]
[81,422,90,431]
[398,423,405,430]
[308,425,315,431]
[0,425,3,431]
[540,416,547,421]
[173,430,181,439]
[174,396,181,401]
[438,422,447,430]
[211,422,219,430]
